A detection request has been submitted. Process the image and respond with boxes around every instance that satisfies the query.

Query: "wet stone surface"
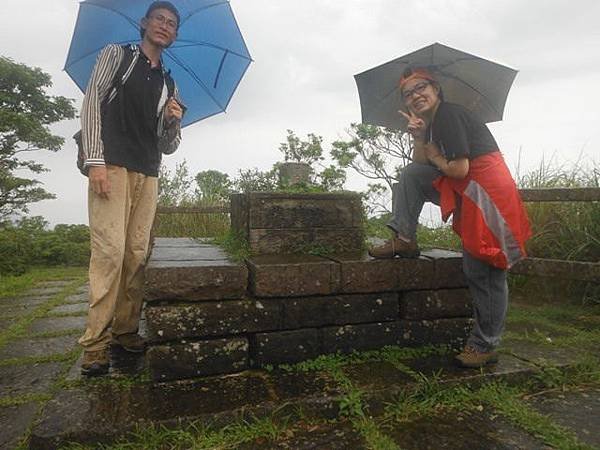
[248,254,341,298]
[405,351,537,385]
[49,302,88,315]
[145,242,248,302]
[0,402,40,450]
[147,337,249,381]
[0,294,52,307]
[501,339,589,367]
[0,362,65,397]
[400,288,472,320]
[26,286,65,296]
[344,360,414,392]
[385,409,550,449]
[280,293,399,329]
[62,292,88,304]
[421,248,468,288]
[254,329,321,366]
[145,299,281,342]
[240,420,365,449]
[28,315,86,334]
[0,295,53,318]
[527,386,600,448]
[0,335,78,360]
[30,373,275,449]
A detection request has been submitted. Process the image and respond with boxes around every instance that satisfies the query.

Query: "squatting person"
[369,68,531,368]
[78,1,184,376]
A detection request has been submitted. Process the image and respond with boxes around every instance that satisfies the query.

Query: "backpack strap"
[114,45,137,133]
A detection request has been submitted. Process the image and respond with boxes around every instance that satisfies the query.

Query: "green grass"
[0,266,87,299]
[0,275,87,350]
[518,158,600,262]
[153,211,230,238]
[211,229,253,262]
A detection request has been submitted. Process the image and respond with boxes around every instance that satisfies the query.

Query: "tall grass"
[153,210,230,238]
[517,157,599,262]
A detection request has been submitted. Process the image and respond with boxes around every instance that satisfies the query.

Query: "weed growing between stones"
[211,230,253,262]
[0,275,88,349]
[0,266,87,298]
[62,415,289,450]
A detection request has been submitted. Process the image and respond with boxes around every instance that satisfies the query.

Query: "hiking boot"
[112,333,146,353]
[81,349,109,377]
[368,238,420,259]
[455,346,499,368]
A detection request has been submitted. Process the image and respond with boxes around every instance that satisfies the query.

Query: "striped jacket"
[80,44,182,169]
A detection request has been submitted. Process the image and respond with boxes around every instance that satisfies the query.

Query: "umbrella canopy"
[65,0,252,127]
[354,42,517,131]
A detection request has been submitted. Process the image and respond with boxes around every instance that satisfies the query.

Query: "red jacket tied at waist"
[432,152,532,269]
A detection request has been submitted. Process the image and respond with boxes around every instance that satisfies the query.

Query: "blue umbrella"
[65,0,252,127]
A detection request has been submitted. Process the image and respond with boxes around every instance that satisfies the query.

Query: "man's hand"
[89,166,110,199]
[164,98,183,125]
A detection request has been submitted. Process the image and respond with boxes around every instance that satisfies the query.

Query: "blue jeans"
[387,163,508,351]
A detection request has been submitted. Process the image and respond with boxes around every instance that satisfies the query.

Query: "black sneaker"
[81,349,109,377]
[112,333,146,353]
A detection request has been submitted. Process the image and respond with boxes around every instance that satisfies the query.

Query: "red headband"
[398,69,436,90]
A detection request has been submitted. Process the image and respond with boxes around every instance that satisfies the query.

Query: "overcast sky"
[3,0,600,226]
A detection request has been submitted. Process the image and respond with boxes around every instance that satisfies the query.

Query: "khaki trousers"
[79,166,158,351]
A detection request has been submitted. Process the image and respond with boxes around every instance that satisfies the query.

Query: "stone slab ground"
[2,263,599,449]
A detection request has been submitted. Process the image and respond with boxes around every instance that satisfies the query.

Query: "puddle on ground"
[384,408,551,449]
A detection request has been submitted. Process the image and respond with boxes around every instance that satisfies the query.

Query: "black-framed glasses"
[401,81,430,101]
[150,14,178,31]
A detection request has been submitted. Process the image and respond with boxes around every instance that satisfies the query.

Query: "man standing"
[79,1,184,376]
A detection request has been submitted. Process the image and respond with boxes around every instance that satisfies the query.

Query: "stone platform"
[144,238,473,382]
[230,191,365,254]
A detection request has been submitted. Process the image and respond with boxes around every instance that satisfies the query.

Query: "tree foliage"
[0,57,76,220]
[195,170,232,203]
[0,216,90,276]
[158,160,194,206]
[330,123,412,214]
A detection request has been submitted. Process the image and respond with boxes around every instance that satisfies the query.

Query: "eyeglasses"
[401,81,430,101]
[149,14,178,31]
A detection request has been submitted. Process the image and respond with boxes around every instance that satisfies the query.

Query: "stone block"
[281,293,398,329]
[247,254,340,298]
[320,322,402,354]
[147,337,249,381]
[398,318,472,347]
[253,329,321,367]
[421,249,467,288]
[236,192,363,229]
[329,252,436,293]
[144,239,248,301]
[230,192,365,255]
[400,288,472,320]
[248,228,364,254]
[144,299,281,342]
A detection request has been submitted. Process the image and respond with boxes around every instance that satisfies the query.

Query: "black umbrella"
[354,42,518,131]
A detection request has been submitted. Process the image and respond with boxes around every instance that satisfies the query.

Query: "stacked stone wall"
[144,238,472,382]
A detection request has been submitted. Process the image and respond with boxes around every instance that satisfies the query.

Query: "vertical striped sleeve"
[80,44,123,167]
[157,83,182,155]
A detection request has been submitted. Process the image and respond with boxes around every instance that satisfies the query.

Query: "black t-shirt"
[102,49,169,177]
[426,102,499,161]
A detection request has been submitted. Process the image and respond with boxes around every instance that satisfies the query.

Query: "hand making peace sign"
[398,109,426,140]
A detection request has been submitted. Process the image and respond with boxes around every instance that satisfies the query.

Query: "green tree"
[330,123,412,214]
[331,123,412,192]
[279,129,324,166]
[158,160,194,206]
[0,57,76,220]
[195,170,232,203]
